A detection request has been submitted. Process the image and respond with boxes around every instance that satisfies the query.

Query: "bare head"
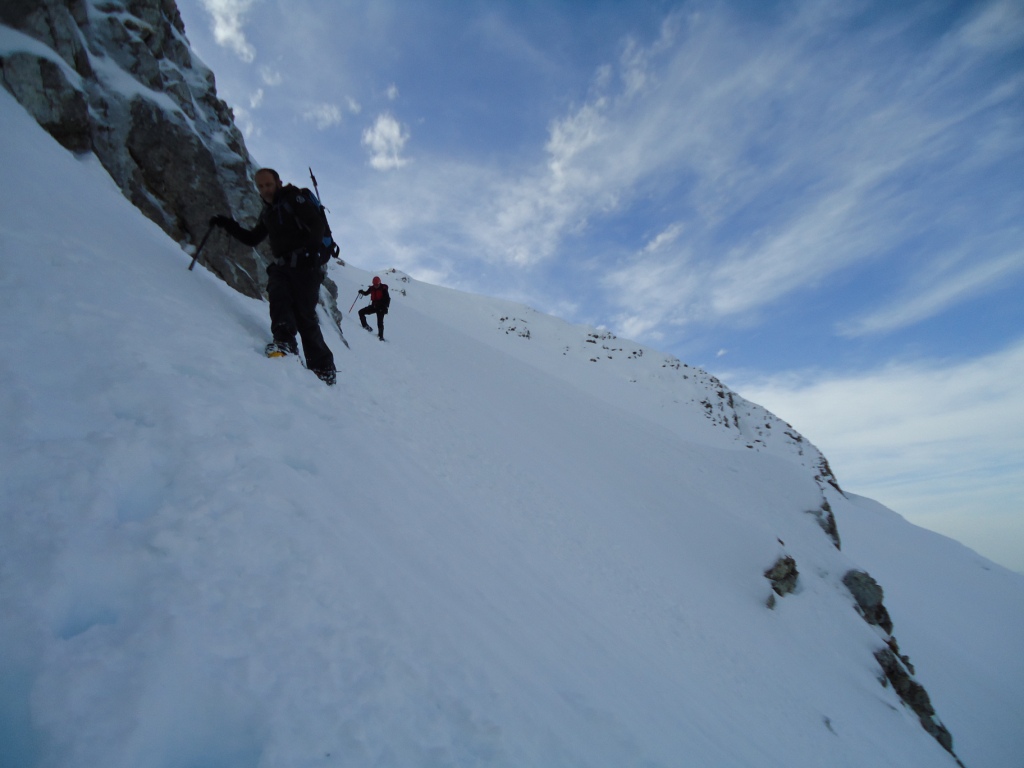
[254,168,282,203]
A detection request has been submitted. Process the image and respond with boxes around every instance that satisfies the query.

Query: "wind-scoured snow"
[2,87,1023,768]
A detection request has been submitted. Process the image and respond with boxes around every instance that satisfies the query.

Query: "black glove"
[209,215,234,229]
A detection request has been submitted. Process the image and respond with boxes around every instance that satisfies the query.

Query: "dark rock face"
[875,648,959,762]
[807,499,841,550]
[0,0,268,298]
[764,555,799,597]
[0,51,91,152]
[843,569,962,764]
[842,569,893,634]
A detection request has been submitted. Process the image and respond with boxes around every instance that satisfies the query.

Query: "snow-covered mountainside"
[2,87,1023,768]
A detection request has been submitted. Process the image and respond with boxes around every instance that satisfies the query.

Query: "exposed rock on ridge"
[843,569,963,764]
[763,554,798,609]
[0,0,268,298]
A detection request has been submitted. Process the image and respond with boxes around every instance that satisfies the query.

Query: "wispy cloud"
[643,223,685,254]
[958,0,1024,50]
[362,113,410,170]
[432,2,1023,335]
[231,0,1020,343]
[725,338,1024,571]
[231,104,258,137]
[840,249,1024,337]
[303,103,343,130]
[259,66,282,86]
[199,0,257,63]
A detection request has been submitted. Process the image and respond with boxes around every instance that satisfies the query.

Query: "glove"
[209,215,234,229]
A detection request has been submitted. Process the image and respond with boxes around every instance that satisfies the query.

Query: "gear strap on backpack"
[269,189,335,267]
[309,167,341,264]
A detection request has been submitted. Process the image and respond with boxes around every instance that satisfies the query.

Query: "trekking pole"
[348,291,361,313]
[187,224,215,271]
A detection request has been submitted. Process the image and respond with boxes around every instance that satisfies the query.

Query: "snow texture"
[2,86,1023,768]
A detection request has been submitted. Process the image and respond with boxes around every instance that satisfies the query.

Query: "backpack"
[304,188,340,265]
[306,168,341,266]
[272,186,338,267]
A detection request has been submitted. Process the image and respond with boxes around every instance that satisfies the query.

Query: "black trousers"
[359,304,386,337]
[267,263,334,371]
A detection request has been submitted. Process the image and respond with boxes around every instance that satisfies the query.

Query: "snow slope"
[2,87,1023,768]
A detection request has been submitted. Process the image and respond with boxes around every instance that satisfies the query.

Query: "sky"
[3,88,1023,766]
[173,0,1024,572]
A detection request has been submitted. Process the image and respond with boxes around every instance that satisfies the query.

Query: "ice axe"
[187,224,215,271]
[309,167,325,207]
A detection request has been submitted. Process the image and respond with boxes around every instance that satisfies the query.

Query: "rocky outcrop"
[0,0,268,298]
[874,647,959,761]
[763,554,798,609]
[842,569,892,633]
[806,498,841,549]
[842,569,962,764]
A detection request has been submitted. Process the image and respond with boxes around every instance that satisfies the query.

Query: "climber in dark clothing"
[358,276,390,341]
[210,168,336,385]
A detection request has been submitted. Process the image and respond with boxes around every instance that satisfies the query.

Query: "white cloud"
[498,2,1023,337]
[643,223,685,254]
[362,113,410,171]
[200,0,257,63]
[303,103,342,130]
[232,105,259,138]
[839,249,1024,337]
[347,97,362,115]
[445,94,618,267]
[386,84,399,101]
[604,248,704,337]
[958,0,1024,50]
[545,99,609,187]
[249,88,263,109]
[296,0,1021,334]
[725,338,1024,572]
[259,66,282,86]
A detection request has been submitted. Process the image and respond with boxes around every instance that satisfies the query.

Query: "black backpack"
[273,186,338,267]
[304,187,340,265]
[306,168,340,265]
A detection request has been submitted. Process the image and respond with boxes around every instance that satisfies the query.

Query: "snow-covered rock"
[0,0,267,297]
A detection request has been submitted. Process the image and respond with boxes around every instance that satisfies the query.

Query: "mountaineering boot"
[313,368,336,386]
[265,340,298,358]
[361,322,373,332]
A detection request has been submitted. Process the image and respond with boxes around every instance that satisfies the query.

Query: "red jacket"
[361,282,390,309]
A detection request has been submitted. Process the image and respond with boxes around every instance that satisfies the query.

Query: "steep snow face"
[390,276,843,491]
[2,89,1023,768]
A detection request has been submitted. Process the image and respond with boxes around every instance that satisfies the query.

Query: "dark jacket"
[224,185,325,266]
[359,283,390,310]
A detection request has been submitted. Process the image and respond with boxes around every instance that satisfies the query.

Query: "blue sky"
[175,0,1024,572]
